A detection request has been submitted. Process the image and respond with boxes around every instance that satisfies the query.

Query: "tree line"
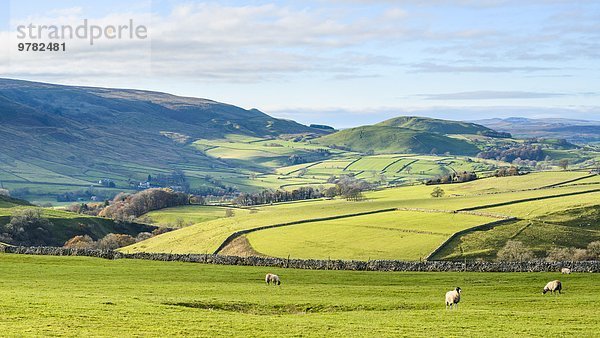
[98,188,191,222]
[426,171,477,185]
[233,175,372,206]
[477,145,545,162]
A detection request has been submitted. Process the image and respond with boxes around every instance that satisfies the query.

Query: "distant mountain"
[0,78,322,196]
[315,117,484,156]
[377,116,494,135]
[474,117,600,143]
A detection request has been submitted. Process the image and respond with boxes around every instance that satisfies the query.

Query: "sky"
[0,0,599,127]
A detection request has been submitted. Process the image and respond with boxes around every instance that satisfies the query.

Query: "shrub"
[496,240,533,262]
[135,232,153,242]
[64,235,96,249]
[547,246,595,261]
[97,233,136,250]
[152,227,174,237]
[546,247,574,261]
[99,188,190,221]
[573,248,590,261]
[587,241,600,260]
[3,209,53,246]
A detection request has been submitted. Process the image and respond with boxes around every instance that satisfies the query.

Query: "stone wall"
[3,246,599,272]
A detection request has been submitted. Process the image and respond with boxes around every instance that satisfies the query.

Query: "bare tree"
[497,240,533,262]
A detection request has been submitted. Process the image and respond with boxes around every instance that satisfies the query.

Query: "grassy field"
[246,211,495,260]
[435,192,600,260]
[0,254,598,337]
[186,135,510,191]
[126,170,600,260]
[142,205,251,227]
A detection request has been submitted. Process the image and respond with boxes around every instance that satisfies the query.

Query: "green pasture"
[1,254,598,337]
[127,172,600,260]
[143,205,251,227]
[246,211,495,260]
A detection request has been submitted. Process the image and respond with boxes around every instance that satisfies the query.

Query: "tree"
[97,233,136,250]
[431,187,445,198]
[225,209,235,217]
[324,187,337,199]
[0,189,9,197]
[546,247,574,261]
[64,235,96,249]
[99,188,190,221]
[5,209,53,246]
[558,159,569,170]
[587,241,600,260]
[496,240,533,262]
[135,232,153,242]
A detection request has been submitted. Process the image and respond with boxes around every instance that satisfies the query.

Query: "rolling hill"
[377,116,494,135]
[314,125,481,155]
[0,78,324,200]
[124,171,600,261]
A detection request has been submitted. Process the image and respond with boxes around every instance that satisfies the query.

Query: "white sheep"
[445,287,461,309]
[543,280,562,295]
[265,273,281,285]
[561,268,571,274]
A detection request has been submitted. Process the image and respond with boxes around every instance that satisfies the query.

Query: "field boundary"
[457,188,600,212]
[396,159,419,173]
[3,246,599,272]
[541,173,597,188]
[425,217,518,261]
[213,208,399,254]
[284,161,323,176]
[380,157,406,172]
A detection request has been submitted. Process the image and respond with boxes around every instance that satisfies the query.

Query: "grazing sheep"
[561,268,571,274]
[445,287,461,309]
[265,273,281,285]
[543,280,562,295]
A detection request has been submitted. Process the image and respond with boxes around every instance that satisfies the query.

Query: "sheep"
[561,268,571,274]
[543,280,562,295]
[445,287,461,309]
[265,273,281,285]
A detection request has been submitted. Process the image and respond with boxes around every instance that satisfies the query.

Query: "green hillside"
[0,196,153,246]
[377,116,494,135]
[0,78,324,201]
[0,195,32,208]
[124,171,600,261]
[314,125,481,155]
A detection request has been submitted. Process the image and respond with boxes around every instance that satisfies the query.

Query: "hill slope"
[315,125,481,155]
[0,195,32,208]
[0,78,323,198]
[377,116,494,135]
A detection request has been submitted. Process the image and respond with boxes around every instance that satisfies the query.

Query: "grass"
[315,125,481,155]
[126,180,599,256]
[142,205,250,227]
[1,254,599,337]
[444,171,590,195]
[246,211,495,260]
[0,204,152,246]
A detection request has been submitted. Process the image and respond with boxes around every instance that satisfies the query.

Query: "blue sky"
[1,0,599,127]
